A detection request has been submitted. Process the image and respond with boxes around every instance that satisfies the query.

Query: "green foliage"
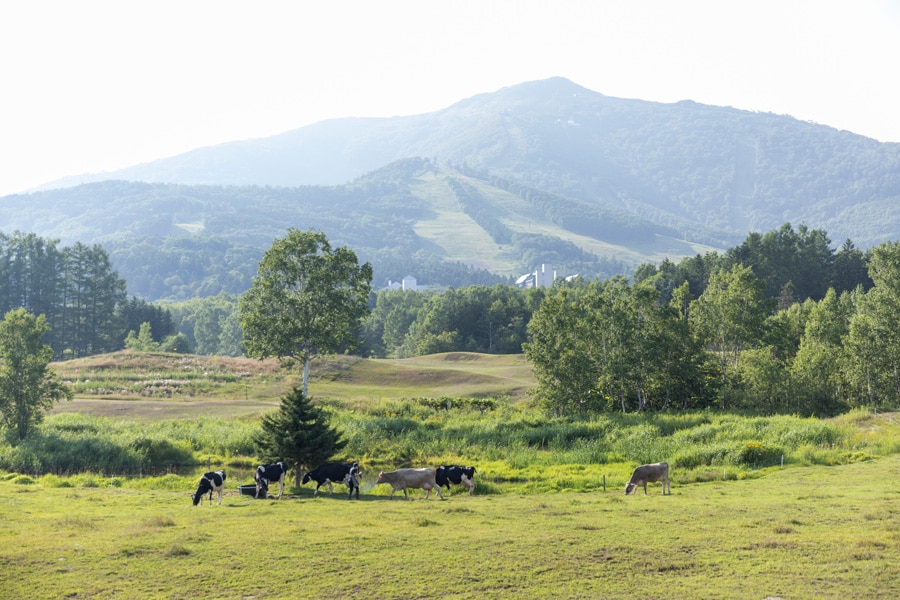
[124,322,160,352]
[240,228,372,395]
[166,292,241,356]
[0,413,259,474]
[254,387,346,483]
[0,309,72,441]
[118,296,177,349]
[525,278,712,415]
[407,396,499,412]
[381,285,540,358]
[0,232,130,359]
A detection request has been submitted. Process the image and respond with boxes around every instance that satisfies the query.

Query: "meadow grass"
[4,351,900,597]
[1,455,897,599]
[50,351,535,415]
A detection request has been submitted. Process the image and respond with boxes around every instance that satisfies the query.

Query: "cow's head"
[301,472,311,485]
[625,483,637,495]
[191,492,203,505]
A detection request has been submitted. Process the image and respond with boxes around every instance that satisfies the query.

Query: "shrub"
[733,441,784,467]
[671,443,732,469]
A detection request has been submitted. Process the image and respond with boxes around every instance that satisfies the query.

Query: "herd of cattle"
[191,460,670,505]
[191,461,477,505]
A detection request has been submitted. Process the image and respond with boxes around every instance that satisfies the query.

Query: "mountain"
[5,77,900,300]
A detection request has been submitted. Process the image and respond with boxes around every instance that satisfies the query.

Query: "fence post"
[602,474,606,492]
[780,455,784,469]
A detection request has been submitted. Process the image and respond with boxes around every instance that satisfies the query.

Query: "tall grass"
[3,399,896,493]
[0,413,259,475]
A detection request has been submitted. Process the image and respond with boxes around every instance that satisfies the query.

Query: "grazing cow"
[347,461,361,500]
[255,461,288,499]
[301,463,353,496]
[375,468,444,500]
[192,470,226,506]
[625,462,670,495]
[435,465,476,496]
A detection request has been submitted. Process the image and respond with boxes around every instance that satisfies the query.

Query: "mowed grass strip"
[2,455,898,599]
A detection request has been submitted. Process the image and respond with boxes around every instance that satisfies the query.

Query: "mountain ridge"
[4,77,899,300]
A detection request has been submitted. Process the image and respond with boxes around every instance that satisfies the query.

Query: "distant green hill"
[5,77,899,299]
[1,160,710,299]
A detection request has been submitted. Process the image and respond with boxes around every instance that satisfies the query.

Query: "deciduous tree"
[0,309,72,442]
[239,229,372,396]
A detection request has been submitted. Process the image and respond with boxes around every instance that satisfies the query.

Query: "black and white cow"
[301,462,353,496]
[192,470,226,506]
[435,465,476,496]
[255,462,288,499]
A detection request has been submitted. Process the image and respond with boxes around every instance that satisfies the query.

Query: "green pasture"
[49,351,535,415]
[4,350,895,597]
[1,455,898,599]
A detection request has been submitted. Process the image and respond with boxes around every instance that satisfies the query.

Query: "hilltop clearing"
[49,350,535,419]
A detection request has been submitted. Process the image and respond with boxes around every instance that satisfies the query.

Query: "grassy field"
[49,350,535,418]
[3,350,895,597]
[1,454,897,599]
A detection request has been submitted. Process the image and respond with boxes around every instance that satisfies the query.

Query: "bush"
[732,441,783,467]
[130,437,195,465]
[671,443,732,469]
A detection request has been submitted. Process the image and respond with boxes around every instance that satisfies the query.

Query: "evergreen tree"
[253,387,346,487]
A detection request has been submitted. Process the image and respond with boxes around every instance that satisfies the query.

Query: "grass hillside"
[49,350,535,419]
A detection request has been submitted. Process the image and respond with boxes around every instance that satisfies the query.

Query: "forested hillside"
[32,77,900,250]
[1,160,704,300]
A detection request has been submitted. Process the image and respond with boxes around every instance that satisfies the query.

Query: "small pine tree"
[254,387,346,487]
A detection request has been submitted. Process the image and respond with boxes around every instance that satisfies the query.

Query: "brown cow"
[625,462,670,495]
[375,468,444,500]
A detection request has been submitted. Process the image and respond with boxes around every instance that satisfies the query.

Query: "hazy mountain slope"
[36,77,900,247]
[6,77,900,301]
[0,160,716,300]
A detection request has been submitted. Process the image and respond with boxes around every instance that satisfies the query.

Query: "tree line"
[526,241,896,416]
[0,232,179,359]
[0,222,889,419]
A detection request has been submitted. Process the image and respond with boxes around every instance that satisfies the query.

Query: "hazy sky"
[1,0,898,197]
